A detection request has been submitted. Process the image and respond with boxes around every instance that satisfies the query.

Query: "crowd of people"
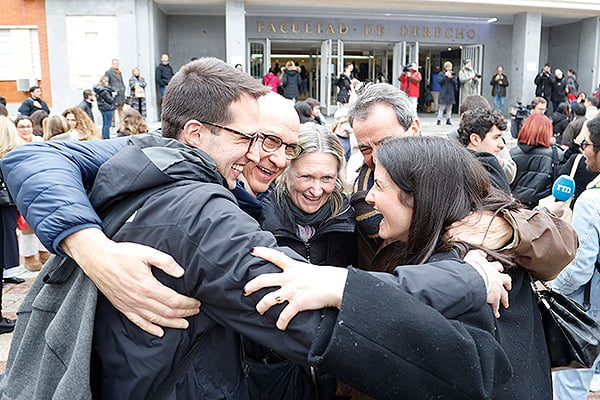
[1,54,600,399]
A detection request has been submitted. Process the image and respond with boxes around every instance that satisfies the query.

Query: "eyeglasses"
[199,121,259,144]
[259,132,304,159]
[580,140,600,151]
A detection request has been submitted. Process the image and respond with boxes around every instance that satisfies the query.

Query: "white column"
[225,0,246,68]
[510,12,542,104]
[578,17,600,94]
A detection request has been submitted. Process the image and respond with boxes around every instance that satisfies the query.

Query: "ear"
[470,133,482,147]
[409,117,422,136]
[180,120,207,147]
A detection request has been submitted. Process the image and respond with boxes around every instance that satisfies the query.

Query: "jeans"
[494,94,505,114]
[159,86,166,99]
[101,110,113,140]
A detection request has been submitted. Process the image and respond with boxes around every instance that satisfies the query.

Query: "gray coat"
[104,68,126,105]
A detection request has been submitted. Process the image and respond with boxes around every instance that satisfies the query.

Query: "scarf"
[280,193,333,243]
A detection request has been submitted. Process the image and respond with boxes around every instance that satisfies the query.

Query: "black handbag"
[0,171,14,206]
[531,277,600,370]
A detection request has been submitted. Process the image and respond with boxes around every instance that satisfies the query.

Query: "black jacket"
[552,111,569,143]
[310,253,552,399]
[155,63,174,88]
[471,151,511,193]
[259,192,356,267]
[93,85,116,112]
[534,71,553,99]
[336,74,352,104]
[551,77,567,103]
[78,100,94,122]
[510,143,557,208]
[282,69,302,99]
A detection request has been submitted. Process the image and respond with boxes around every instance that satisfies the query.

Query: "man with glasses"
[552,116,600,399]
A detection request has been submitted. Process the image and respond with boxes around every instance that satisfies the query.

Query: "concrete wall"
[480,24,513,109]
[150,1,168,120]
[578,17,600,94]
[167,15,226,69]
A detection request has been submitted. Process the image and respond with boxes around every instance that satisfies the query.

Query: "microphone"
[552,175,576,202]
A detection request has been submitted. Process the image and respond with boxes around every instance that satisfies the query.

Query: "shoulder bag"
[0,170,14,206]
[530,274,600,370]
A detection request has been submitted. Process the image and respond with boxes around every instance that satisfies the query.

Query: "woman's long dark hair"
[375,136,518,265]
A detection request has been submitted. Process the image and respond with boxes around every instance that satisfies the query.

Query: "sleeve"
[1,138,128,254]
[162,189,323,366]
[409,72,422,84]
[504,208,578,281]
[551,193,599,294]
[501,154,517,184]
[437,73,444,85]
[458,69,469,84]
[17,99,31,116]
[367,258,487,319]
[308,268,512,400]
[128,77,136,91]
[504,75,509,87]
[139,77,147,88]
[490,75,495,86]
[155,66,161,85]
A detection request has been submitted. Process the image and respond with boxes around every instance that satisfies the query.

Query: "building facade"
[1,0,599,120]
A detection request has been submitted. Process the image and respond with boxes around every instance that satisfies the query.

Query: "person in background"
[510,113,558,208]
[61,107,100,141]
[437,61,458,125]
[42,115,71,141]
[552,102,570,144]
[104,59,126,129]
[282,61,302,101]
[262,67,281,93]
[155,53,174,101]
[78,89,95,122]
[129,67,147,118]
[585,97,600,120]
[510,96,548,138]
[490,65,509,114]
[294,101,315,124]
[0,105,7,118]
[430,65,441,113]
[93,75,117,140]
[551,69,568,113]
[331,106,353,162]
[14,116,42,144]
[552,117,600,400]
[566,69,579,96]
[30,110,48,137]
[0,116,22,331]
[397,62,422,111]
[534,63,553,115]
[335,63,353,105]
[458,59,480,105]
[117,109,148,136]
[17,86,50,116]
[234,63,243,71]
[304,97,325,125]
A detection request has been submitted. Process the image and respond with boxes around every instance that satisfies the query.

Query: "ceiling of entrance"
[155,0,600,27]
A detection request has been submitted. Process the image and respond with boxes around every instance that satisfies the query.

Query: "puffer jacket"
[282,69,302,99]
[93,85,116,112]
[510,143,557,208]
[259,192,356,267]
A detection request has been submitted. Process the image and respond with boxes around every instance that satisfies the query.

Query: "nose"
[308,181,323,198]
[270,147,288,169]
[365,188,375,205]
[246,138,261,163]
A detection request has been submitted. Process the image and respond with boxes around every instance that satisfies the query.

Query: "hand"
[445,210,513,250]
[244,246,348,330]
[541,200,567,217]
[62,228,201,337]
[464,250,512,318]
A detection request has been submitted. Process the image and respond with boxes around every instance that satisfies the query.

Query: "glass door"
[320,39,344,116]
[461,44,483,94]
[248,39,271,80]
[393,42,419,88]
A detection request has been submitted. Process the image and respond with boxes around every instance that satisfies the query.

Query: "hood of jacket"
[285,69,299,77]
[516,142,548,154]
[89,134,226,210]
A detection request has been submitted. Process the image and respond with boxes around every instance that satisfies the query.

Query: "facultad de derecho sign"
[254,20,477,40]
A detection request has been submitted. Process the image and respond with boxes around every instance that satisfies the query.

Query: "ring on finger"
[274,295,284,304]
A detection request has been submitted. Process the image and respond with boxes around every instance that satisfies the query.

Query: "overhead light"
[487,17,498,23]
[447,47,452,51]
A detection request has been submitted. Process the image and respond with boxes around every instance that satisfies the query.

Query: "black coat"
[471,151,511,193]
[155,63,174,88]
[310,255,552,400]
[534,71,553,99]
[336,74,352,104]
[78,100,94,122]
[104,68,125,105]
[490,73,509,97]
[551,77,567,103]
[510,143,558,208]
[259,192,356,267]
[93,85,116,112]
[282,69,302,99]
[552,111,569,143]
[438,70,458,105]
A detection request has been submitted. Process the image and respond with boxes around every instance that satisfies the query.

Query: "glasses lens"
[285,144,303,159]
[581,141,588,150]
[261,134,283,152]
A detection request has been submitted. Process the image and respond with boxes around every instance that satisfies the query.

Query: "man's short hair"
[531,97,547,106]
[348,83,416,130]
[0,104,8,117]
[588,97,599,108]
[588,116,600,149]
[83,89,93,100]
[161,57,269,139]
[0,96,6,106]
[572,103,586,116]
[459,95,491,115]
[457,109,507,147]
[29,85,40,94]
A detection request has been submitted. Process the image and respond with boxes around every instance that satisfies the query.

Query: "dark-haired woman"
[294,101,315,124]
[94,75,117,140]
[247,136,553,399]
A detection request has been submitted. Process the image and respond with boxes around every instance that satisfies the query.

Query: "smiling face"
[15,118,33,140]
[242,95,300,195]
[582,122,600,173]
[365,164,413,241]
[199,93,261,190]
[285,152,338,214]
[353,103,419,169]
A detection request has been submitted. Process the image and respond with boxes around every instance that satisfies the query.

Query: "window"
[0,27,41,81]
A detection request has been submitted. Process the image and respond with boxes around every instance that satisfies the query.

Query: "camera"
[402,64,412,73]
[513,102,533,121]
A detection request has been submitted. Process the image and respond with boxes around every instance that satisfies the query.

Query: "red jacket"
[262,72,281,93]
[398,71,422,98]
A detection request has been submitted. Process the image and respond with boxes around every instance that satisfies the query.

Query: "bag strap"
[583,261,600,311]
[569,154,583,179]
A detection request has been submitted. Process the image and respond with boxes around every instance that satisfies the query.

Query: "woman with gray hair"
[245,122,356,399]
